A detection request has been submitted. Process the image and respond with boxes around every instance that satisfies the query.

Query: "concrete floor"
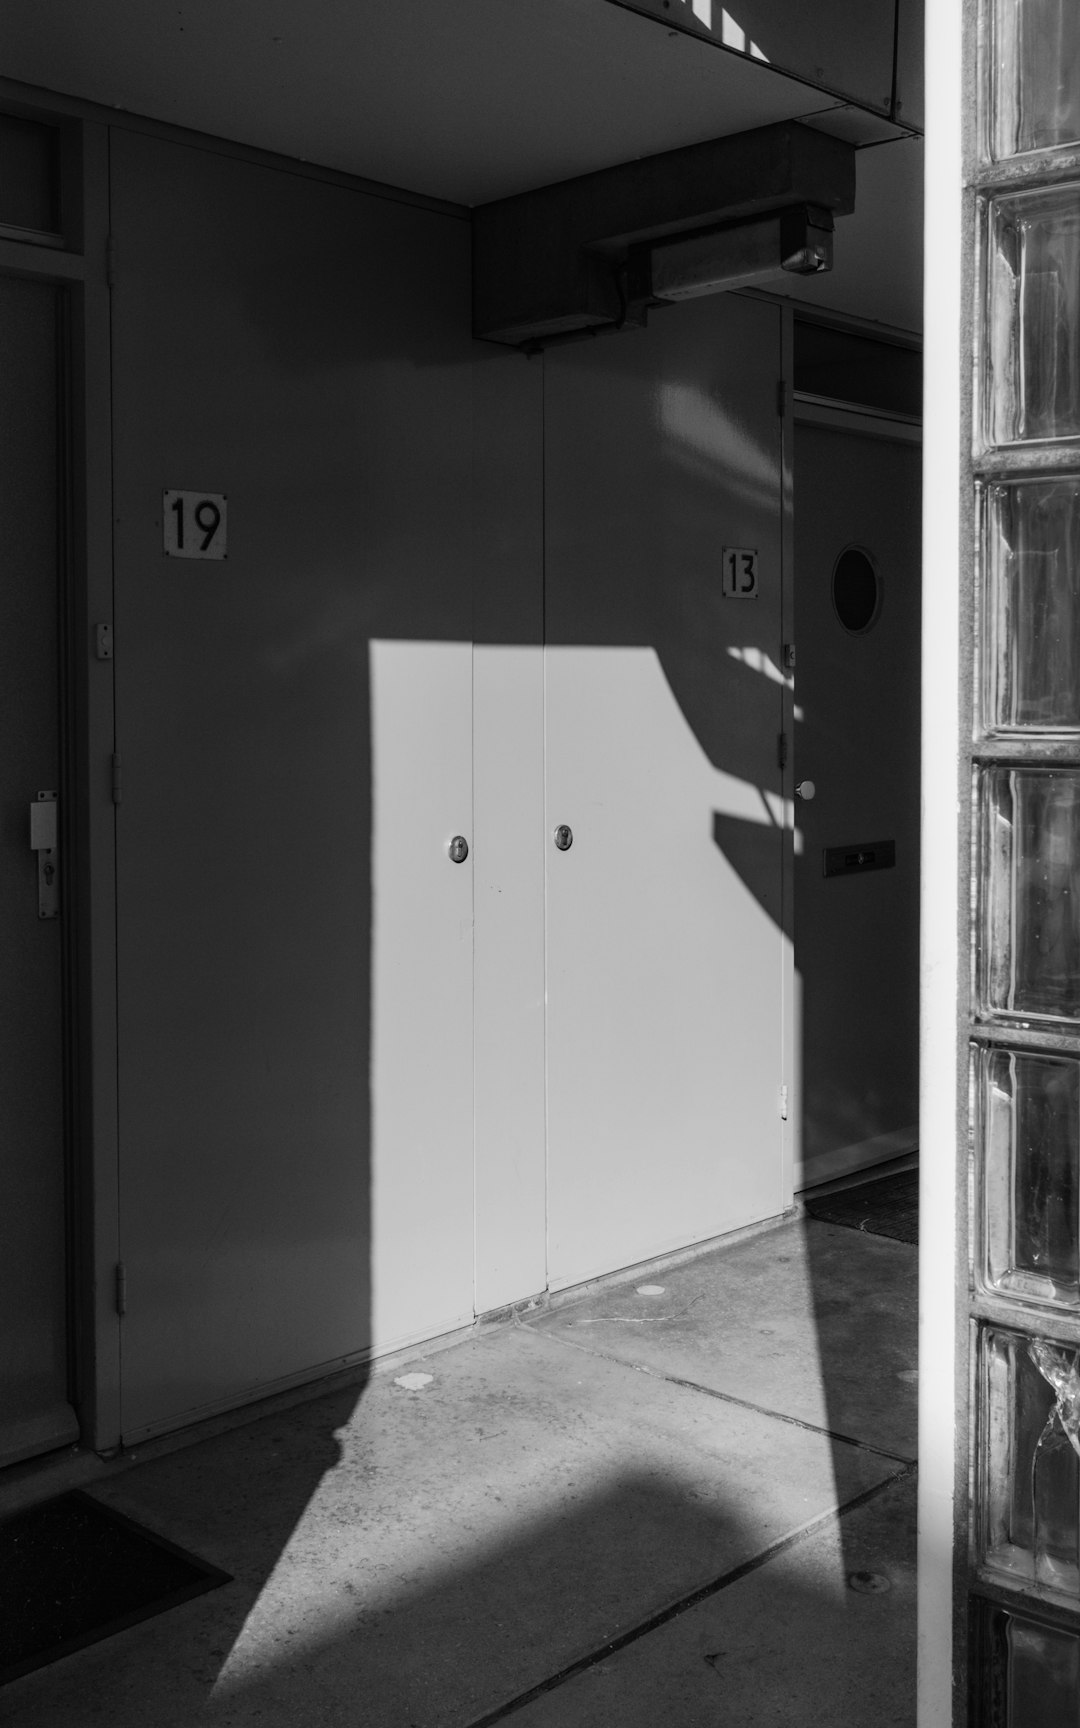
[3,1214,917,1727]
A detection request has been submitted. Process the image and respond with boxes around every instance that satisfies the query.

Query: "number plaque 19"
[163,490,228,560]
[722,546,759,598]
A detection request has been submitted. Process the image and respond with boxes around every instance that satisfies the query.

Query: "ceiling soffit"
[0,0,920,206]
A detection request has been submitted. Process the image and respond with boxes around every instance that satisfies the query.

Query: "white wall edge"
[918,0,964,1719]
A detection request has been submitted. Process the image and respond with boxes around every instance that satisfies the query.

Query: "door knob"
[553,825,573,851]
[795,780,816,801]
[448,835,469,863]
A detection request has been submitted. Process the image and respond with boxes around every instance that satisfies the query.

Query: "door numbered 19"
[163,490,228,560]
[722,546,759,598]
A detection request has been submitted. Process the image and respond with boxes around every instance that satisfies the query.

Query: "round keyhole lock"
[448,835,469,864]
[554,825,573,851]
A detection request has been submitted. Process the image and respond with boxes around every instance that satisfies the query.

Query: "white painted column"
[917,0,964,1719]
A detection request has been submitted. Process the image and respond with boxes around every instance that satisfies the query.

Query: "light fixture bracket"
[472,122,854,347]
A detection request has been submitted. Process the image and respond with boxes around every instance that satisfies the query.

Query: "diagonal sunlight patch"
[721,9,744,49]
[206,1399,853,1714]
[659,381,777,509]
[675,0,770,61]
[728,645,804,721]
[727,643,791,689]
[721,5,769,60]
[206,1462,753,1703]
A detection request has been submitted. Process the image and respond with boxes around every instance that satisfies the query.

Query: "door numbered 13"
[722,546,759,598]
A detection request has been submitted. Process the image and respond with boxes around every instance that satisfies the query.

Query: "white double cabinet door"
[371,297,791,1353]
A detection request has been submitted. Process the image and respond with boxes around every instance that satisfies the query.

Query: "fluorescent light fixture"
[644,205,833,302]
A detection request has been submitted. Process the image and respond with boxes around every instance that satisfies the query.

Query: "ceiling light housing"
[631,203,833,306]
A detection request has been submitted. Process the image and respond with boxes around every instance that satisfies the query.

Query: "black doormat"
[0,1489,230,1684]
[804,1167,919,1245]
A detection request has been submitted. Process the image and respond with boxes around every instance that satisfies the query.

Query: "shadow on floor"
[3,1217,917,1728]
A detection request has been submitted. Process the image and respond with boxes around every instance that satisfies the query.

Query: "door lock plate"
[31,790,58,919]
[823,838,895,879]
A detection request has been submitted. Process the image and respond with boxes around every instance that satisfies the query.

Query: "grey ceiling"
[0,0,924,331]
[1,0,912,206]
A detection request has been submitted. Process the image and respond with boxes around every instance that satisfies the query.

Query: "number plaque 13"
[722,546,759,598]
[163,490,228,560]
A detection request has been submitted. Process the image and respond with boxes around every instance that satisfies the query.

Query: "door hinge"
[111,752,122,805]
[106,234,116,288]
[115,1262,127,1316]
[779,1084,789,1121]
[778,731,788,770]
[777,378,787,417]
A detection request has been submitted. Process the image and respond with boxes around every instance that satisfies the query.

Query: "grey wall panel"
[110,130,480,1438]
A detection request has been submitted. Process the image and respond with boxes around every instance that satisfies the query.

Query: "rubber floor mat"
[0,1489,230,1683]
[803,1168,918,1245]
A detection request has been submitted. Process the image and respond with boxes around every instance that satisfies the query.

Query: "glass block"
[974,1599,1080,1725]
[980,1326,1080,1598]
[985,186,1080,447]
[983,478,1080,732]
[980,1046,1080,1309]
[990,0,1080,160]
[979,768,1080,1021]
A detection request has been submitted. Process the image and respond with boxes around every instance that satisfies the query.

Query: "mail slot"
[823,839,895,878]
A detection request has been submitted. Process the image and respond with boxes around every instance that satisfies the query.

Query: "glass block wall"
[971,0,1080,1708]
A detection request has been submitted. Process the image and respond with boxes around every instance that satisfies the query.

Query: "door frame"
[60,118,122,1456]
[0,106,119,1459]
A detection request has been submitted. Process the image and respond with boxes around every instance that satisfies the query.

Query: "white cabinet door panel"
[544,294,789,1289]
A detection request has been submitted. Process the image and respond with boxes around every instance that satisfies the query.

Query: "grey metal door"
[793,421,922,1190]
[0,274,76,1464]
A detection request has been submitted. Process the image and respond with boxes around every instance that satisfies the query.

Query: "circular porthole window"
[831,546,881,634]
